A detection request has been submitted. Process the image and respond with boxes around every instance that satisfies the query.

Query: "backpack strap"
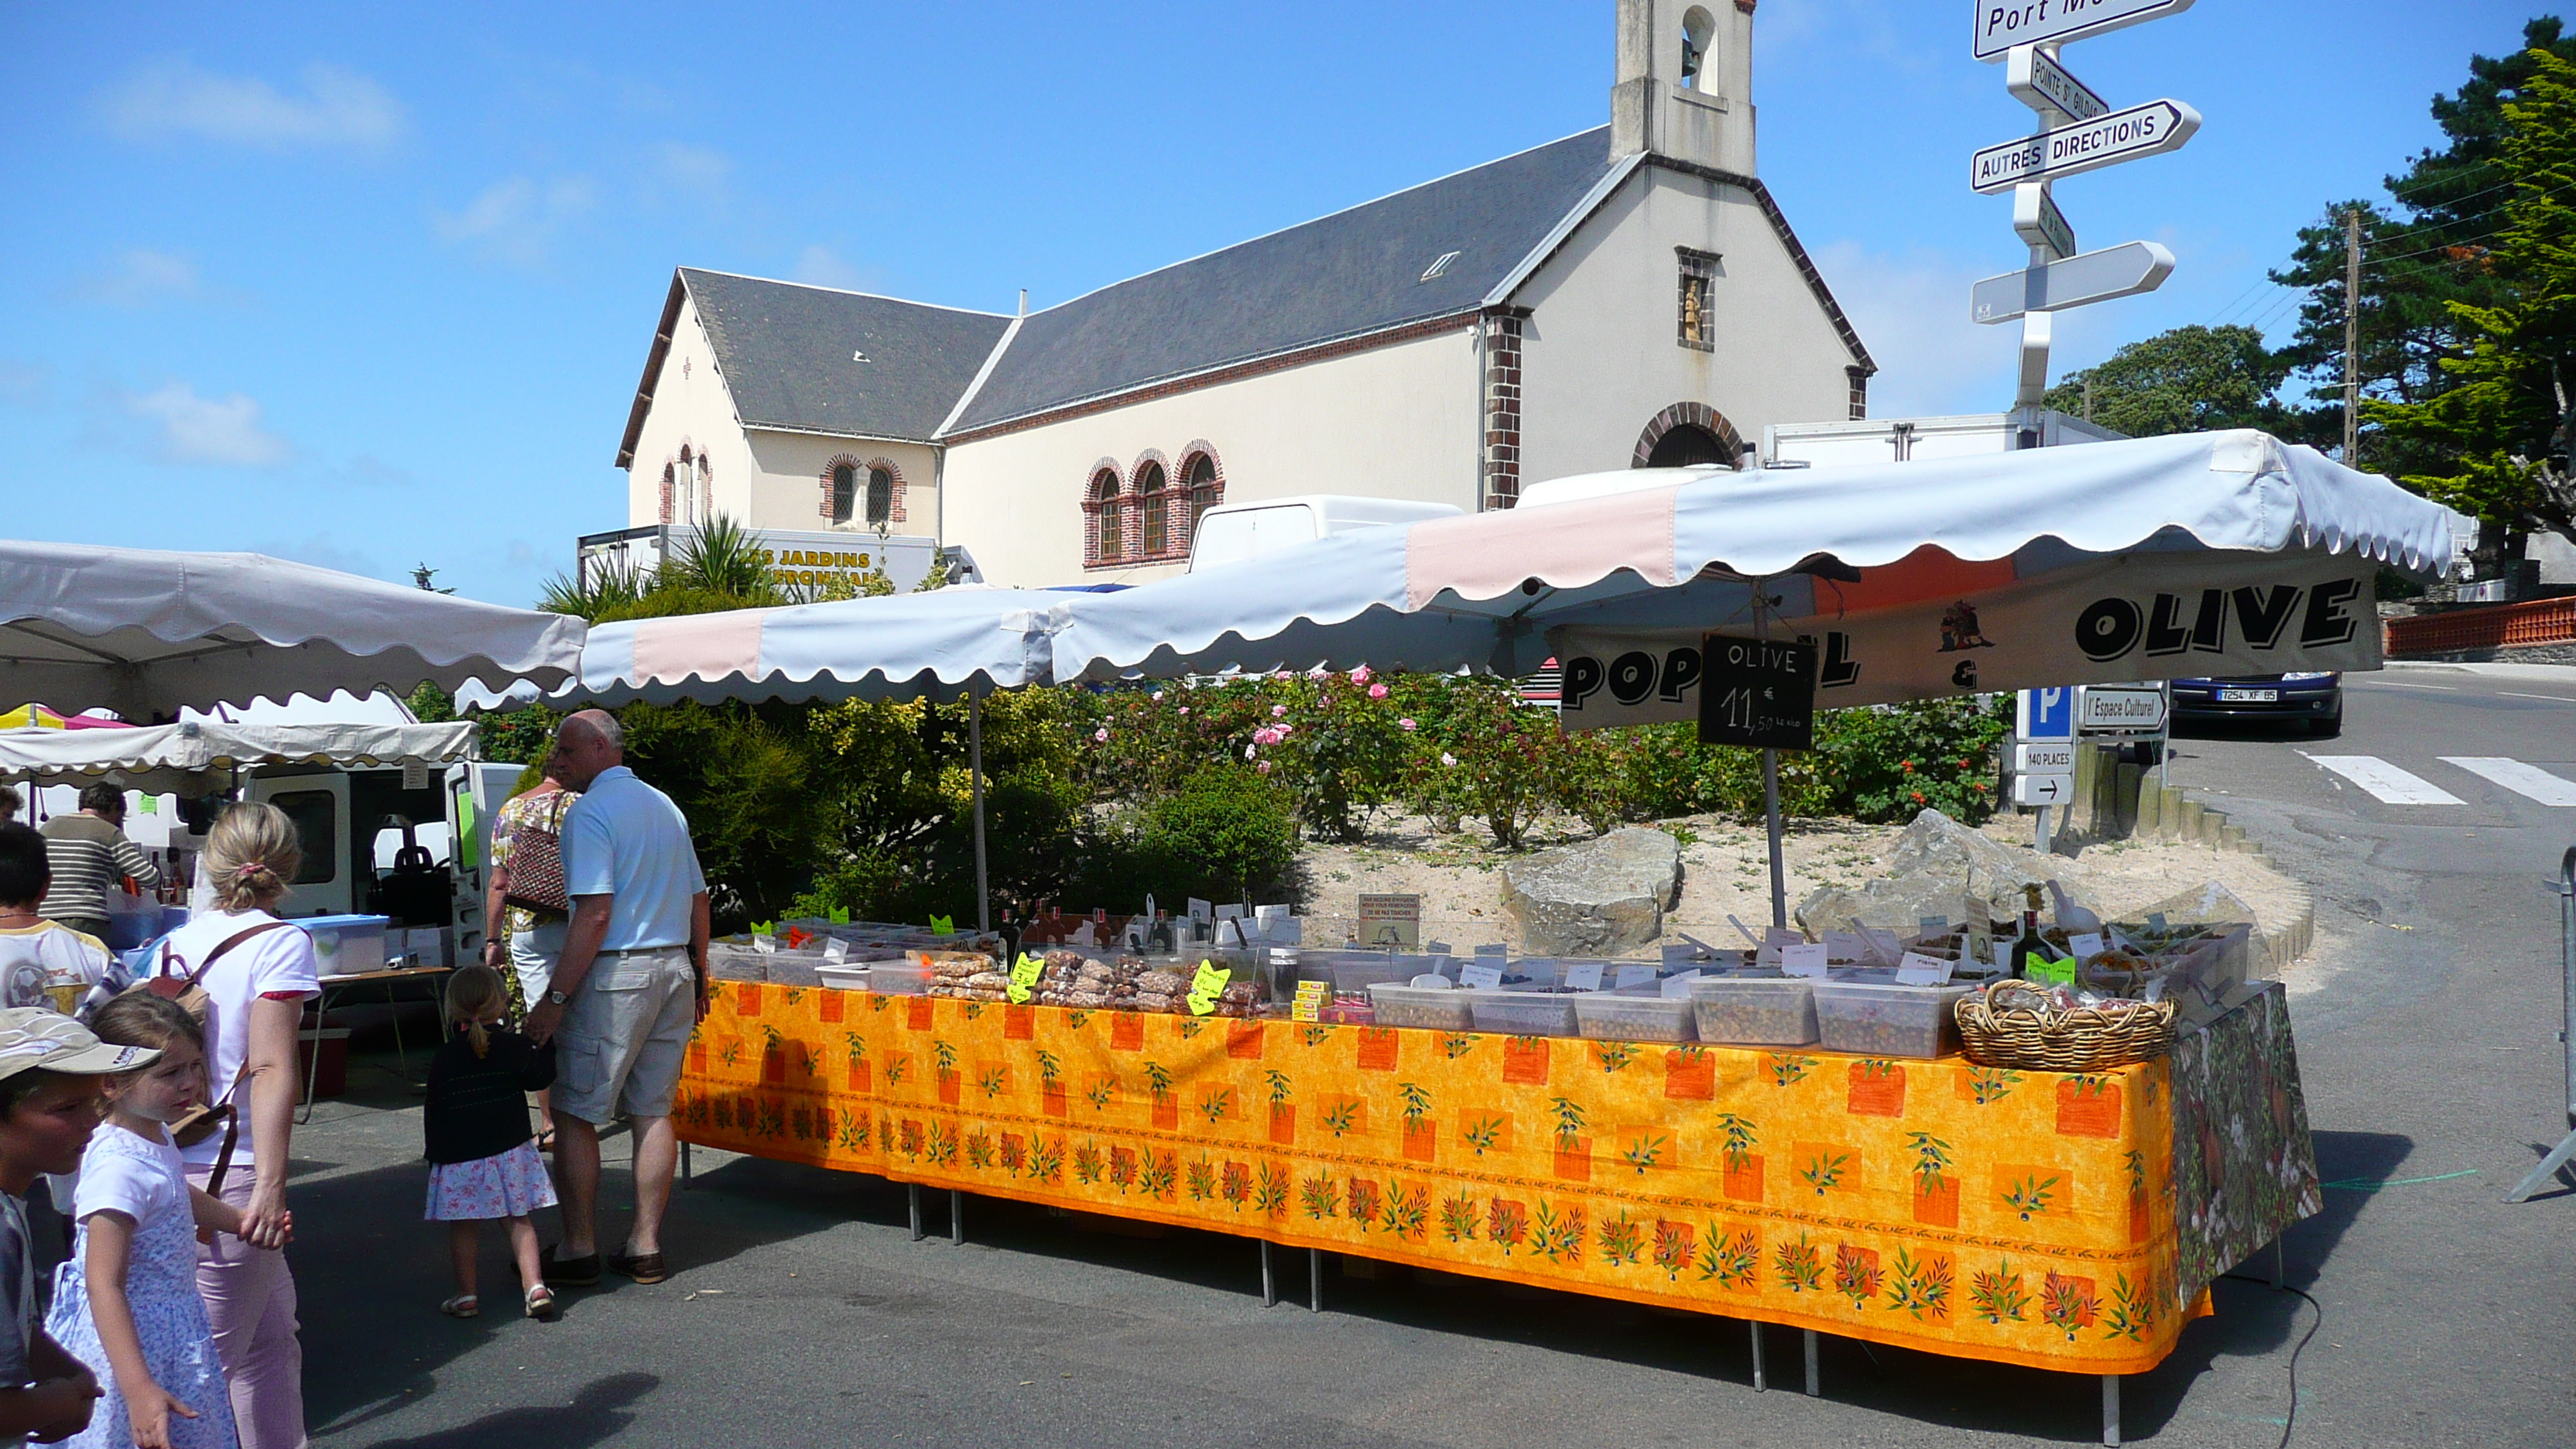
[163,921,296,988]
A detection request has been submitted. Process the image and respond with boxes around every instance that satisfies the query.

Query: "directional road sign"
[2011,772,2076,807]
[2078,685,2170,731]
[2013,740,2077,775]
[1973,0,2197,63]
[2007,45,2108,122]
[1972,240,2175,323]
[1971,99,2200,193]
[2014,183,2075,260]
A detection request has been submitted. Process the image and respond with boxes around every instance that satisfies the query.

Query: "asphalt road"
[289,664,2576,1448]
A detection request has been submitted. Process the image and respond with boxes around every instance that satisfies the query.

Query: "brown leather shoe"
[607,1250,668,1284]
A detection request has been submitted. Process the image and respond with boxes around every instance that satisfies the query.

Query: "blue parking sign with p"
[2018,687,2074,739]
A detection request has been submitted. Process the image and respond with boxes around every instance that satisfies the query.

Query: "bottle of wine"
[2009,884,2048,979]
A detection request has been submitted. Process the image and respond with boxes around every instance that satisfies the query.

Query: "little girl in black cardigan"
[423,965,558,1320]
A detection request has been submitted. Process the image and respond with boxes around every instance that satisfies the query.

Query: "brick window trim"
[1176,440,1227,546]
[1846,365,1869,422]
[1630,401,1746,470]
[1084,446,1221,570]
[1482,312,1525,511]
[660,441,711,524]
[1677,247,1720,354]
[817,454,909,528]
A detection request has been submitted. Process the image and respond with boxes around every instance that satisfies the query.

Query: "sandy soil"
[1291,810,2307,959]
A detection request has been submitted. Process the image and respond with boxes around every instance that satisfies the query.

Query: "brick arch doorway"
[1631,402,1745,469]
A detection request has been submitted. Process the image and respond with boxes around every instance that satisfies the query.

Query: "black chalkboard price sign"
[1697,633,1819,750]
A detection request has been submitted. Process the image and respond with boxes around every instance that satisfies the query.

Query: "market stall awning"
[464,586,1070,708]
[0,718,481,796]
[0,540,587,719]
[1044,430,2456,721]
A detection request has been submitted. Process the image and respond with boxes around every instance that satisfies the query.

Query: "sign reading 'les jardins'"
[1547,552,2378,733]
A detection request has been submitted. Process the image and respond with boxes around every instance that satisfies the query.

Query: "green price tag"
[751,920,774,937]
[1186,961,1230,1016]
[2030,954,2077,986]
[929,914,954,935]
[1007,953,1043,1005]
[828,907,851,924]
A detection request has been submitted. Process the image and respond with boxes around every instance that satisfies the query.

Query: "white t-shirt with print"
[151,909,320,1169]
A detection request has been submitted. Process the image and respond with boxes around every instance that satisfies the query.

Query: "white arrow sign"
[2014,183,2075,260]
[1971,98,2200,194]
[1974,0,2197,63]
[2008,45,2108,122]
[1971,241,2176,324]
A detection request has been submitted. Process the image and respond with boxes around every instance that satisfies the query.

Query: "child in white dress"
[46,993,256,1449]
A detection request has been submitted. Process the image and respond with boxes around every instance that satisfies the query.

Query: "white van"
[1187,495,1463,572]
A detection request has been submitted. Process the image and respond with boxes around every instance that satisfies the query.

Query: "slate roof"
[616,271,1011,464]
[946,128,1625,433]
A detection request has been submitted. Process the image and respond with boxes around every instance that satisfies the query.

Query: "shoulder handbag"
[134,920,295,1156]
[500,792,572,916]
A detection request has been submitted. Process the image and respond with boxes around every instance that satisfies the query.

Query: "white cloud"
[102,58,405,151]
[433,176,598,267]
[117,382,290,466]
[70,248,200,307]
[790,245,880,292]
[652,142,733,206]
[1812,240,2018,417]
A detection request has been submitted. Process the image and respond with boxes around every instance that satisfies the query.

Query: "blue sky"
[0,2,2547,606]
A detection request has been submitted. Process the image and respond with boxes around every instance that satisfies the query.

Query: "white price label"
[1561,962,1604,992]
[1659,970,1703,999]
[2067,932,2105,961]
[1781,943,1829,978]
[1896,952,1955,986]
[1613,964,1657,990]
[1459,964,1505,989]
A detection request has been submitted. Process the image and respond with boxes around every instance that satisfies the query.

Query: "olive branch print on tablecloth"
[1399,1081,1433,1127]
[1774,1233,1824,1293]
[1256,1161,1292,1217]
[2004,1172,2060,1221]
[1073,1139,1105,1184]
[1591,1040,1639,1074]
[1535,1201,1586,1264]
[1713,1112,1759,1173]
[1441,1033,1476,1060]
[2103,1272,2153,1341]
[1885,1248,1954,1321]
[1832,1245,1883,1308]
[1651,1218,1695,1280]
[1969,1260,2030,1324]
[1348,1177,1382,1230]
[1440,1190,1479,1243]
[1597,1209,1644,1267]
[1300,1173,1340,1221]
[1221,1160,1252,1209]
[924,1121,957,1166]
[978,1067,1006,1101]
[1199,1085,1233,1124]
[965,1130,995,1170]
[2041,1270,2099,1340]
[1622,1132,1668,1174]
[1907,1131,1954,1192]
[1144,1061,1174,1102]
[1187,1157,1218,1201]
[1026,1136,1064,1184]
[1263,1068,1292,1105]
[1141,1149,1177,1201]
[1548,1097,1587,1147]
[1766,1053,1819,1088]
[1488,1197,1530,1255]
[1461,1115,1505,1156]
[1035,1048,1060,1083]
[1968,1065,2023,1105]
[1699,1223,1760,1289]
[1084,1080,1114,1112]
[1800,1149,1851,1195]
[1321,1100,1360,1137]
[1300,1024,1332,1047]
[1108,1145,1139,1192]
[1382,1181,1428,1240]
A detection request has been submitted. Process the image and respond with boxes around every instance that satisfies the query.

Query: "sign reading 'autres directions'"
[1973,0,2197,63]
[1970,98,2200,194]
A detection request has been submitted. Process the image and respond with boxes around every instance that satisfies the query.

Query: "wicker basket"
[1954,981,2178,1072]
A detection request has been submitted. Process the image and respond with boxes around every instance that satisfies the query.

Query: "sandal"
[440,1294,480,1318]
[533,1129,557,1153]
[524,1285,559,1321]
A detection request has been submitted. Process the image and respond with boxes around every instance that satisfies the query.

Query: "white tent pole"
[1755,579,1786,930]
[969,685,990,934]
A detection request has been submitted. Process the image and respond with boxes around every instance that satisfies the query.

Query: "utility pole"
[2343,207,2363,466]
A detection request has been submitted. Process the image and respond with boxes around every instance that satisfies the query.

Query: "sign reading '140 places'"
[1972,0,2198,62]
[1971,98,2200,194]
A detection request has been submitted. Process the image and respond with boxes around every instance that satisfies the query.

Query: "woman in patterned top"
[479,756,578,1152]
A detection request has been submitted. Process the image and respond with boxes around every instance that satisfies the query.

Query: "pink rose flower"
[1093,728,1109,742]
[1368,683,1388,699]
[1399,718,1416,731]
[1256,760,1272,774]
[1272,704,1288,718]
[1350,665,1372,684]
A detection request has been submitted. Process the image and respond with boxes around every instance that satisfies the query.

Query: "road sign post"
[2013,688,2076,851]
[1973,242,2177,324]
[1973,0,2198,61]
[2007,45,2109,122]
[1970,100,2201,194]
[2015,183,2075,260]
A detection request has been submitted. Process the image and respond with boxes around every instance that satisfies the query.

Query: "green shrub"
[1134,763,1300,903]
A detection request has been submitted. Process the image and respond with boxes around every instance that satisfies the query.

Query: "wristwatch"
[546,990,570,1005]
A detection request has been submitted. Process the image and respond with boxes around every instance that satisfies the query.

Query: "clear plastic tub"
[1688,975,1818,1046]
[868,961,932,995]
[1573,989,1697,1043]
[1331,961,1407,995]
[1464,988,1578,1037]
[1810,980,1972,1058]
[815,964,872,992]
[1366,982,1475,1031]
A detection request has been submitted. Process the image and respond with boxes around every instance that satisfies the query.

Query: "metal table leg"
[1804,1329,1820,1396]
[1749,1321,1766,1392]
[908,1184,923,1241]
[1260,1240,1276,1307]
[680,1141,692,1189]
[1307,1248,1321,1312]
[2102,1373,2122,1446]
[950,1190,964,1245]
[2271,1238,2284,1290]
[295,982,334,1125]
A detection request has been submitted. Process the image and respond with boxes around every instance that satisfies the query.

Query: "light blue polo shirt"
[560,766,707,951]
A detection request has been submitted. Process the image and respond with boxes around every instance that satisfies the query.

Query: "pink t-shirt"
[151,909,320,1168]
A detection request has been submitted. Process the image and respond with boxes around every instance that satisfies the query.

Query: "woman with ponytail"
[144,803,313,1449]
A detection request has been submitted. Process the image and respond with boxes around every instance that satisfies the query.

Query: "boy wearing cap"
[0,1008,158,1445]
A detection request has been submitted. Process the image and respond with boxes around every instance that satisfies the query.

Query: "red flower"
[1901,759,1915,773]
[1910,790,1926,803]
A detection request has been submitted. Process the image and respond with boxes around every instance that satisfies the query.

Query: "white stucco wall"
[1512,166,1858,485]
[940,326,1482,587]
[622,295,941,535]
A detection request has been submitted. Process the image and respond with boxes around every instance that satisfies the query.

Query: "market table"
[673,980,2316,1415]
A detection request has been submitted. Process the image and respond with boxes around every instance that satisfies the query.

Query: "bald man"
[524,709,709,1289]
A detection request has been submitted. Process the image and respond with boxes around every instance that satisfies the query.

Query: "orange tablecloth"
[676,983,2311,1374]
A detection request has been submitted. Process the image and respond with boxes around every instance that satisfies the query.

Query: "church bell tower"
[1611,0,1756,174]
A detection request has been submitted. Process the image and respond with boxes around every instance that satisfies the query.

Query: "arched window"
[830,464,857,524]
[1680,6,1715,89]
[1183,453,1221,541]
[1091,468,1124,563]
[1136,461,1169,557]
[865,465,894,526]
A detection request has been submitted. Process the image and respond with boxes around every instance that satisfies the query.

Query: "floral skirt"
[424,1139,559,1221]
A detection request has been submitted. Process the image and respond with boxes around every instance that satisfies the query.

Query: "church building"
[613,1,1873,587]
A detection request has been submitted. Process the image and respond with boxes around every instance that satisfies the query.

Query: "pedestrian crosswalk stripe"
[2439,757,2576,807]
[2307,755,2465,805]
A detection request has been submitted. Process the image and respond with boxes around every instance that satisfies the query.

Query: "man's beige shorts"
[556,947,697,1125]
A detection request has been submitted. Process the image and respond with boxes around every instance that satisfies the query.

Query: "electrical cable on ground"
[2218,1273,2323,1449]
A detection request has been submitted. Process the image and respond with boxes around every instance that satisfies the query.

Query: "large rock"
[1797,809,2093,935]
[1502,827,1683,955]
